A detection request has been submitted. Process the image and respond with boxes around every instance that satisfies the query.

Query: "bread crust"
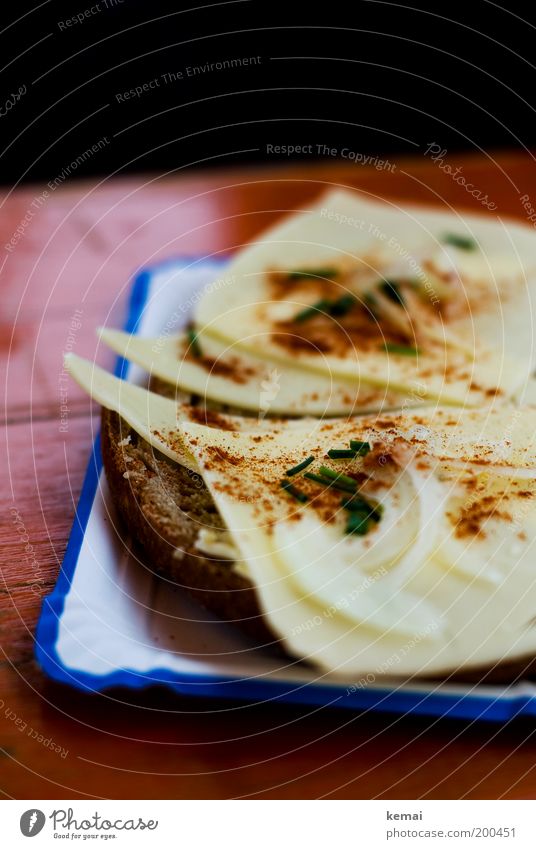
[100,407,274,642]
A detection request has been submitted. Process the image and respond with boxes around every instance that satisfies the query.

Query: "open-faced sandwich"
[67,189,536,682]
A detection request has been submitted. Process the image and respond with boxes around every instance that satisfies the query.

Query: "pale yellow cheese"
[98,326,414,416]
[178,414,536,677]
[65,353,198,471]
[66,353,325,471]
[67,353,536,677]
[193,189,536,405]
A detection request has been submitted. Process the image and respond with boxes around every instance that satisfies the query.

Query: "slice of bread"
[100,406,274,643]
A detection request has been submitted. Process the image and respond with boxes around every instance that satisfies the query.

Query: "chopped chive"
[304,472,333,486]
[329,294,356,317]
[288,267,339,280]
[382,342,419,356]
[280,480,309,503]
[341,495,370,512]
[187,328,202,357]
[342,496,383,523]
[285,455,315,476]
[318,466,356,486]
[379,280,405,306]
[304,471,357,494]
[345,509,370,524]
[363,291,379,321]
[346,512,371,536]
[371,504,384,522]
[327,448,357,459]
[349,439,371,456]
[318,466,356,484]
[294,298,331,323]
[294,293,356,323]
[441,233,476,251]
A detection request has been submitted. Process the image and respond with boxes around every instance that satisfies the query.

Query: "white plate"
[35,257,536,721]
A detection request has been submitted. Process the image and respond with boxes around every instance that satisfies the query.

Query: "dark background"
[1,0,534,186]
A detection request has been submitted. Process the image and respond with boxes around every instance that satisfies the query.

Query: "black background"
[1,0,535,186]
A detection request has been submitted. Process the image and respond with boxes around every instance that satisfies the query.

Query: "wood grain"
[3,153,536,799]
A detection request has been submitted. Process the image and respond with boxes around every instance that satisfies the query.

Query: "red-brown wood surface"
[3,154,536,800]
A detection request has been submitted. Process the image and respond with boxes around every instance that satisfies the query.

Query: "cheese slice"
[66,353,198,471]
[66,354,324,472]
[359,406,536,473]
[67,354,536,677]
[193,189,536,405]
[179,416,536,677]
[98,326,414,416]
[67,355,536,480]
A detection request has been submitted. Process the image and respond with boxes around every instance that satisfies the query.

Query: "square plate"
[35,257,536,721]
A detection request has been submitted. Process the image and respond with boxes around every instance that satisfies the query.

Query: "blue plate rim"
[34,255,536,723]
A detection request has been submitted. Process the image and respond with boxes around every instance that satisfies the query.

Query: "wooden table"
[3,154,536,800]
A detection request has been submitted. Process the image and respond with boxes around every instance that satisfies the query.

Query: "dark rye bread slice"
[100,406,274,643]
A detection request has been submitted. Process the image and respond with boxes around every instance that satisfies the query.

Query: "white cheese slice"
[98,326,413,416]
[67,356,536,479]
[178,416,536,677]
[66,354,326,472]
[193,189,536,405]
[67,355,536,677]
[65,353,198,471]
[360,406,536,473]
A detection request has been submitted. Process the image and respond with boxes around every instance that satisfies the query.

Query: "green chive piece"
[294,299,331,323]
[187,328,202,357]
[342,496,383,523]
[280,480,309,503]
[318,466,356,485]
[303,472,332,486]
[349,439,371,456]
[327,448,356,459]
[371,504,384,522]
[304,472,357,494]
[363,291,379,321]
[382,342,419,356]
[341,495,370,512]
[329,294,356,316]
[318,466,357,492]
[346,512,371,536]
[294,293,356,323]
[380,280,405,306]
[288,267,339,280]
[441,233,476,251]
[285,455,315,477]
